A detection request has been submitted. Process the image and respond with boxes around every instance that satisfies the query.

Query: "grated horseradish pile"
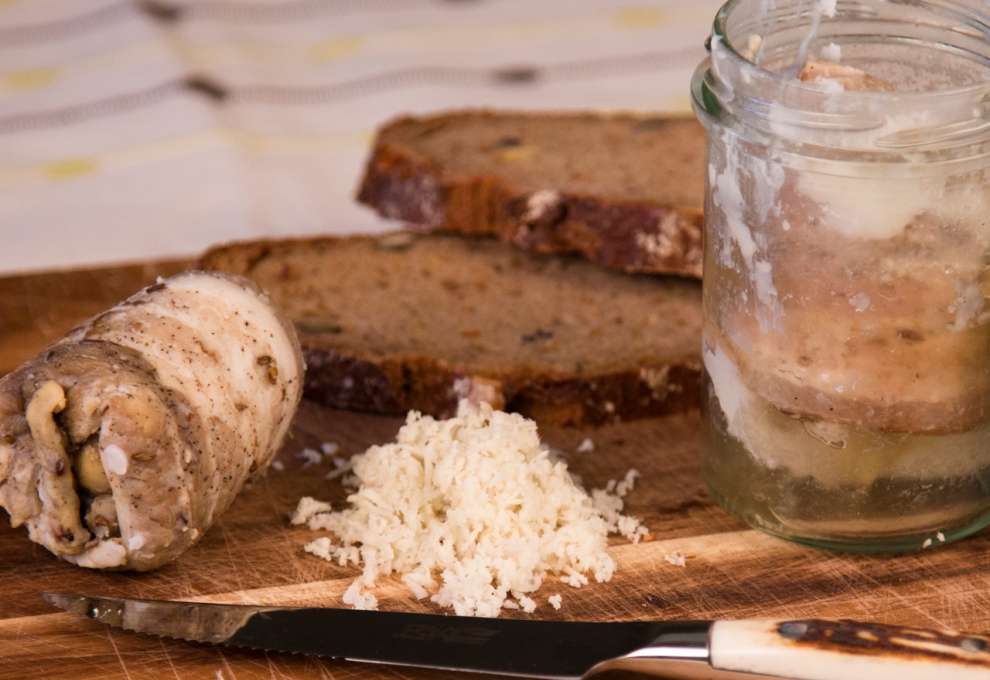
[292,401,646,617]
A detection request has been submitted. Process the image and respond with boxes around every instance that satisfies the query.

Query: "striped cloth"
[0,0,719,274]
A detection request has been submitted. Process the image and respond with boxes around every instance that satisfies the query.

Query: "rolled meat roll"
[0,272,303,570]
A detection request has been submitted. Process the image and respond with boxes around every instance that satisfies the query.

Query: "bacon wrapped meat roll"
[0,272,303,570]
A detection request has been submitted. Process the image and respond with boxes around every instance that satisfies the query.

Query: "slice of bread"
[357,111,706,278]
[200,233,701,426]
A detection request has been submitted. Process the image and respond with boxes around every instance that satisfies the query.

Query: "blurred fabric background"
[0,0,720,274]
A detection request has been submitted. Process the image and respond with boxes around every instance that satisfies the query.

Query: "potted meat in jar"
[692,0,990,551]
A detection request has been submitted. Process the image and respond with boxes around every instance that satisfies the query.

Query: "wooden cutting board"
[2,261,990,680]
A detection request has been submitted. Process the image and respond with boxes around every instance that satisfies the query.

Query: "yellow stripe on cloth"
[614,7,667,29]
[0,127,371,188]
[1,43,164,96]
[5,68,59,92]
[36,132,227,185]
[661,94,693,113]
[43,158,98,180]
[108,128,231,169]
[308,36,364,63]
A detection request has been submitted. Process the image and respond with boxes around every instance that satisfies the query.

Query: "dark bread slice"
[356,110,706,278]
[200,232,701,426]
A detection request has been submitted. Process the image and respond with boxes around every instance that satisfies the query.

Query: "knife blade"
[41,592,710,679]
[43,592,990,680]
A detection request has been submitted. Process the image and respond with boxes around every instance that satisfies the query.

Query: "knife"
[43,592,990,679]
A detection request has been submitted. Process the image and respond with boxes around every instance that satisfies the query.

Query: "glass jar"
[691,0,990,551]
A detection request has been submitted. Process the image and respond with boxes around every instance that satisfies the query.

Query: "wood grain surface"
[0,259,189,376]
[2,261,990,680]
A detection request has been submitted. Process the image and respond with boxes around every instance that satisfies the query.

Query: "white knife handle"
[710,619,990,680]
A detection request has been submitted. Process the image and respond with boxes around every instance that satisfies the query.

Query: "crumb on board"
[321,441,340,456]
[576,438,595,453]
[271,460,285,472]
[297,447,322,467]
[325,456,353,481]
[592,468,648,543]
[548,594,562,610]
[516,594,537,613]
[664,552,687,568]
[291,497,333,525]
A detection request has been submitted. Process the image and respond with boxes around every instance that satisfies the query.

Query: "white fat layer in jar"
[705,338,990,487]
[788,108,988,243]
[796,170,944,240]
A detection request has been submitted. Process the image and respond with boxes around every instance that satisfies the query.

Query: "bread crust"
[301,346,701,427]
[356,112,703,279]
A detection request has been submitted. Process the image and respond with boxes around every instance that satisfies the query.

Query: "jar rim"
[712,0,990,103]
[696,0,990,157]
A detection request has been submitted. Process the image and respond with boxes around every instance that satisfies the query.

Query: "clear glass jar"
[691,0,990,551]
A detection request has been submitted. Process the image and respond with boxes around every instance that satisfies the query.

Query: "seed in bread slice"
[356,110,706,278]
[200,232,702,426]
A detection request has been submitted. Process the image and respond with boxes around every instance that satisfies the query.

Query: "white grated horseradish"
[292,401,647,617]
[324,456,353,481]
[297,447,322,467]
[576,438,595,453]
